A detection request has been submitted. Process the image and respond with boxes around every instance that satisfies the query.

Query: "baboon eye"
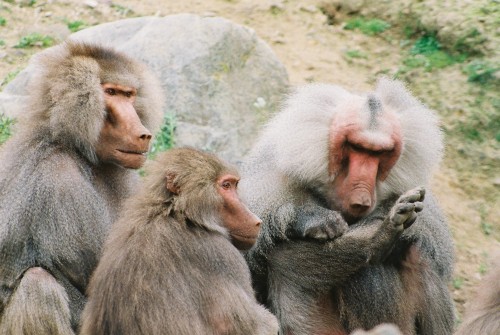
[105,88,116,96]
[124,91,132,98]
[222,181,231,190]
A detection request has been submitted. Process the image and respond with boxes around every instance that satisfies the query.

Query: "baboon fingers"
[395,203,415,214]
[400,187,425,204]
[414,202,424,213]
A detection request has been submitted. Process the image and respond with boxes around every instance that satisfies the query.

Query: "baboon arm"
[286,202,348,241]
[269,218,392,287]
[0,153,110,302]
[33,165,111,292]
[335,246,455,334]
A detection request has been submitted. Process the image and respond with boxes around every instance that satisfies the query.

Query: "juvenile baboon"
[240,78,455,334]
[80,147,279,335]
[0,42,163,334]
[455,252,500,335]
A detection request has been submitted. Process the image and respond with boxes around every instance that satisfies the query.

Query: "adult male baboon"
[0,42,163,334]
[455,251,500,335]
[80,147,279,335]
[240,78,455,334]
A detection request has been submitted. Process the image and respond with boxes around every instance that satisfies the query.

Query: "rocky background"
[0,0,498,325]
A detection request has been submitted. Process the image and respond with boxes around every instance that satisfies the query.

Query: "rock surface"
[0,14,289,162]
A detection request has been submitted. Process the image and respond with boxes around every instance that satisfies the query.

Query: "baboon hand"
[298,207,348,240]
[389,186,425,229]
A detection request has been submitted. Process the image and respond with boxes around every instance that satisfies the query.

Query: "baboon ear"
[165,173,180,194]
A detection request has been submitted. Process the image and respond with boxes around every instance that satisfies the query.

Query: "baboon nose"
[140,133,152,140]
[350,203,370,213]
[349,195,372,215]
[255,220,262,227]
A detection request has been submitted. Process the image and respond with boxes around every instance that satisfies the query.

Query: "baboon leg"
[268,274,344,335]
[415,271,455,334]
[0,267,74,335]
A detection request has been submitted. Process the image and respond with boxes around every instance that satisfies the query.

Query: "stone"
[0,14,289,163]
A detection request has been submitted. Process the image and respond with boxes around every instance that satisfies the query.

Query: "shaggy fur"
[0,42,163,334]
[240,78,454,335]
[80,148,278,335]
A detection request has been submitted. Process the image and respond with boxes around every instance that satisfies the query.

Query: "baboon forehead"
[155,148,239,180]
[100,70,140,88]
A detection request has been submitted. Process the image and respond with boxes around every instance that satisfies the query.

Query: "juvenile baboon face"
[216,174,262,250]
[95,83,152,169]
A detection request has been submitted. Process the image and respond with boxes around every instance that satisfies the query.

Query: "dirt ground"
[1,0,498,323]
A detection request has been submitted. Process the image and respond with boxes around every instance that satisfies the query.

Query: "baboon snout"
[139,131,152,141]
[133,123,152,143]
[348,191,373,216]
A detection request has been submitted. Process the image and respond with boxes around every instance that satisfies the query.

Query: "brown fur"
[80,147,278,335]
[0,42,163,334]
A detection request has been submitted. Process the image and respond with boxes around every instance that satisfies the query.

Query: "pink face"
[95,83,152,169]
[217,174,262,250]
[327,103,402,222]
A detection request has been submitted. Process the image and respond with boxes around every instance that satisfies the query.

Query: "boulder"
[0,14,289,162]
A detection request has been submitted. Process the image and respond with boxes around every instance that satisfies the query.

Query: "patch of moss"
[14,33,54,48]
[344,17,391,36]
[149,113,176,158]
[0,114,15,145]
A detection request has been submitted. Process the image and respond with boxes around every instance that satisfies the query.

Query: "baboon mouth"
[235,234,257,242]
[231,234,258,250]
[117,149,147,155]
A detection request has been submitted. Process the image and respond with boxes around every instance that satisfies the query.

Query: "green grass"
[344,49,367,59]
[0,114,15,145]
[398,34,467,73]
[149,113,176,158]
[270,4,284,15]
[410,34,441,54]
[452,277,464,290]
[464,60,499,84]
[409,35,463,70]
[0,17,6,26]
[111,4,134,16]
[455,89,500,143]
[66,20,87,33]
[14,33,54,48]
[1,69,20,89]
[479,262,489,275]
[479,205,493,236]
[344,17,391,36]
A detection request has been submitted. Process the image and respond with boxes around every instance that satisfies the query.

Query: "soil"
[1,0,498,324]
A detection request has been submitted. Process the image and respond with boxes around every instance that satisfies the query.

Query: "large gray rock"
[0,14,289,162]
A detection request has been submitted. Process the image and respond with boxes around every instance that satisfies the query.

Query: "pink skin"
[217,174,262,250]
[328,103,402,222]
[95,83,152,169]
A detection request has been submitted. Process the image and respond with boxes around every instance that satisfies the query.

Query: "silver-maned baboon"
[80,147,279,335]
[455,251,500,335]
[0,42,163,334]
[240,78,455,334]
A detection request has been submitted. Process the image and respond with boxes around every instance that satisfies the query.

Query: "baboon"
[0,42,163,334]
[80,147,279,335]
[240,78,455,334]
[455,251,500,335]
